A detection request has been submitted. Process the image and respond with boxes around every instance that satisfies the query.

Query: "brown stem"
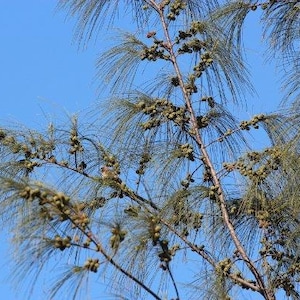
[161,219,261,292]
[69,220,162,300]
[93,239,162,300]
[147,2,275,299]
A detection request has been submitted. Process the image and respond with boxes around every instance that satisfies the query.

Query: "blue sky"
[0,1,98,127]
[0,1,284,300]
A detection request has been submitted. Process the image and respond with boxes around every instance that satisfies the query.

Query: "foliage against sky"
[0,1,299,300]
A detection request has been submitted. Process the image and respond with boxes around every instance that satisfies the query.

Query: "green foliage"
[0,0,300,299]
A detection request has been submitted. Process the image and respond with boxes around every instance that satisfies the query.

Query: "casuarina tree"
[0,1,299,299]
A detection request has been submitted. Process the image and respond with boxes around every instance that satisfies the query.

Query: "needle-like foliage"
[0,1,299,299]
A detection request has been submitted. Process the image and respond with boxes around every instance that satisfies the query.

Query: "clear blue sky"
[0,2,283,299]
[0,1,98,127]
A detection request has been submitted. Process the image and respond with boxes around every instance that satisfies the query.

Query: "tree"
[0,0,299,299]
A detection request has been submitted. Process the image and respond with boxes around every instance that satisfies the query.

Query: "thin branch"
[55,202,163,300]
[148,3,275,299]
[166,263,181,300]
